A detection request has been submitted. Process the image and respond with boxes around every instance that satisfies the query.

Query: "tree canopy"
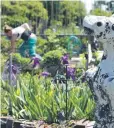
[42,1,86,26]
[1,1,48,32]
[90,8,112,17]
[2,1,86,29]
[59,1,86,26]
[2,1,112,34]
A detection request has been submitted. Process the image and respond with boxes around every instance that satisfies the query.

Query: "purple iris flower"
[67,67,76,81]
[8,64,17,74]
[12,65,17,74]
[41,72,50,77]
[61,54,69,64]
[31,57,40,68]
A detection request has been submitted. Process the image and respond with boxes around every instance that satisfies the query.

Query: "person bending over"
[3,23,41,60]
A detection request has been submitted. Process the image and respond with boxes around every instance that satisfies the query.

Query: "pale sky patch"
[81,0,111,14]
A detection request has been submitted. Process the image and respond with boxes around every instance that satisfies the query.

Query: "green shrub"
[1,37,10,52]
[59,36,69,49]
[11,53,35,72]
[43,49,66,66]
[12,53,30,65]
[1,37,23,53]
[36,36,47,55]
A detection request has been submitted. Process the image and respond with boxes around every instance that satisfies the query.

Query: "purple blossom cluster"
[12,65,17,74]
[8,64,18,75]
[61,54,69,64]
[67,67,76,81]
[41,72,50,77]
[6,64,18,85]
[31,57,40,68]
[38,71,50,79]
[61,54,76,81]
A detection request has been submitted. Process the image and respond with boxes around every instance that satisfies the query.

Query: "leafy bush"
[1,37,24,53]
[44,30,62,52]
[59,36,69,49]
[11,53,36,72]
[36,36,47,55]
[1,37,10,52]
[36,32,68,57]
[43,49,66,66]
[12,53,30,65]
[1,54,8,71]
